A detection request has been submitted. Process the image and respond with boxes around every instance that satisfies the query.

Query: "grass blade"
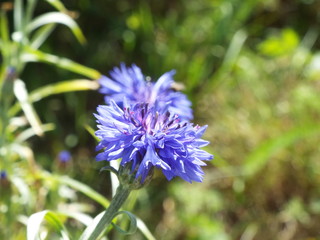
[22,48,101,79]
[242,124,320,177]
[0,11,10,58]
[29,79,99,102]
[45,0,67,12]
[9,79,99,116]
[40,173,110,208]
[13,79,43,136]
[26,12,86,44]
[14,0,23,32]
[30,23,56,49]
[136,217,156,240]
[25,0,37,26]
[27,210,70,240]
[16,123,55,142]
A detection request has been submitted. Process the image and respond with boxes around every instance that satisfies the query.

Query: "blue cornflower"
[0,170,7,179]
[58,150,72,163]
[95,100,213,183]
[99,64,193,120]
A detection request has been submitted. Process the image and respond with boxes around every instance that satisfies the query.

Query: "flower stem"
[81,185,131,240]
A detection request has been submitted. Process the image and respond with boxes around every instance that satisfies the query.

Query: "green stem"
[80,185,131,240]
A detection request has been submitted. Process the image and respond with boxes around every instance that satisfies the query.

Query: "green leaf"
[242,124,320,177]
[27,210,70,240]
[29,79,99,102]
[219,29,247,74]
[26,12,86,44]
[111,210,137,235]
[0,11,10,48]
[136,217,156,240]
[9,79,99,117]
[16,123,55,142]
[40,173,110,208]
[25,0,37,26]
[14,0,23,32]
[45,0,67,12]
[11,176,32,206]
[207,29,247,91]
[100,166,119,176]
[258,28,299,57]
[84,124,100,142]
[79,211,107,240]
[13,79,43,136]
[30,23,56,49]
[29,79,99,101]
[0,11,11,81]
[58,211,93,227]
[22,48,101,79]
[0,11,12,70]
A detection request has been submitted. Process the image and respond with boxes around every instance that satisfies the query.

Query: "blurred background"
[2,0,320,239]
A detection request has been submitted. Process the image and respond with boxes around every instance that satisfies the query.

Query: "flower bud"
[118,162,154,190]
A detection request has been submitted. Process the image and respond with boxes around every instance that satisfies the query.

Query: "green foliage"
[2,0,320,239]
[258,29,300,57]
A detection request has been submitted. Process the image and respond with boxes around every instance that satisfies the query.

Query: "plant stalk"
[81,184,131,240]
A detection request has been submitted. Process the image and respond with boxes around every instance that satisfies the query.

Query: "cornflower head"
[0,170,10,189]
[0,170,7,180]
[58,150,72,163]
[99,63,193,121]
[95,100,213,184]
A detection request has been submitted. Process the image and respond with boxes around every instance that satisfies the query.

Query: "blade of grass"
[22,48,101,79]
[242,124,320,177]
[29,79,99,102]
[30,23,56,49]
[9,79,99,116]
[84,124,99,142]
[0,11,11,85]
[27,210,70,240]
[0,11,10,59]
[13,79,43,136]
[16,123,55,142]
[208,29,247,91]
[40,172,110,208]
[136,218,156,240]
[26,12,86,44]
[25,0,37,26]
[11,176,32,206]
[45,0,67,12]
[14,0,23,32]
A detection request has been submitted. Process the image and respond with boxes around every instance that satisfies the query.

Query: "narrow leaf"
[29,79,99,102]
[242,124,320,177]
[22,48,101,79]
[0,11,9,43]
[9,79,99,117]
[10,176,32,206]
[16,123,55,142]
[84,124,100,142]
[100,166,119,176]
[13,79,43,136]
[136,217,156,240]
[40,173,110,208]
[14,0,23,32]
[79,211,106,240]
[27,210,70,240]
[25,0,37,26]
[111,210,137,235]
[0,11,10,71]
[26,12,86,44]
[45,0,67,12]
[30,23,56,49]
